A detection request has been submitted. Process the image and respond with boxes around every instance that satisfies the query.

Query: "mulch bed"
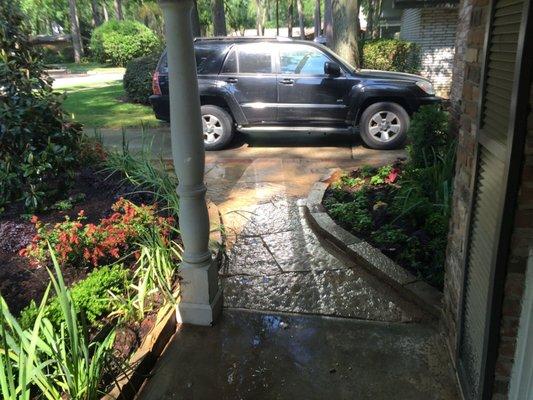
[0,166,159,362]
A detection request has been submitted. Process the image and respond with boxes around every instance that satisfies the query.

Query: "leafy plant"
[362,39,421,73]
[358,165,375,178]
[371,225,408,249]
[0,247,117,399]
[0,1,82,212]
[51,193,86,211]
[20,265,130,330]
[407,105,451,169]
[103,140,180,217]
[0,287,58,400]
[123,54,160,104]
[90,20,161,67]
[326,190,373,233]
[39,248,117,399]
[369,165,393,185]
[20,199,175,267]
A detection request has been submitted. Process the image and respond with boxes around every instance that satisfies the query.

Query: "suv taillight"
[152,71,162,95]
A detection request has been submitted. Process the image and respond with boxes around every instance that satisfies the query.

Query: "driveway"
[103,127,459,399]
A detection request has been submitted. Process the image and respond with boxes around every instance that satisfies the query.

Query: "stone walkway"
[102,129,460,399]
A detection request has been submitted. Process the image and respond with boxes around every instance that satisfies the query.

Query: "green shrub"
[90,20,161,66]
[123,54,159,104]
[326,190,373,232]
[407,105,451,169]
[20,264,130,330]
[362,39,421,73]
[0,1,82,212]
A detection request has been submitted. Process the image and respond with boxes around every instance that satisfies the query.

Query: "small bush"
[90,20,161,66]
[362,39,421,73]
[0,2,82,212]
[407,105,451,169]
[124,54,159,104]
[20,199,175,267]
[20,264,130,330]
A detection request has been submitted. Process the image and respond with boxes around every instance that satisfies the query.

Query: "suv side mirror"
[324,61,341,76]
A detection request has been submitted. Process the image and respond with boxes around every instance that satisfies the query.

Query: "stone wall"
[400,7,458,97]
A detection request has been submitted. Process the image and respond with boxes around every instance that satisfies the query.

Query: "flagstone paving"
[102,128,459,399]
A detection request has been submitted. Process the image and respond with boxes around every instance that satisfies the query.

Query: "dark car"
[150,37,441,151]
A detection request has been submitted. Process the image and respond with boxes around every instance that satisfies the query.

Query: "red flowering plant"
[20,198,175,268]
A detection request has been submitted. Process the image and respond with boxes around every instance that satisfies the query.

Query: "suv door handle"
[225,77,238,83]
[279,78,294,85]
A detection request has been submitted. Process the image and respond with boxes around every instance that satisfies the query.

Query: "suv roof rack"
[194,36,295,42]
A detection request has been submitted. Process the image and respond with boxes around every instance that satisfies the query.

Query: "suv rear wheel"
[359,102,409,150]
[201,105,234,151]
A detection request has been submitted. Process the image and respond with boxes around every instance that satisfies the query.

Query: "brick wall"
[450,0,474,130]
[400,7,458,97]
[442,0,486,359]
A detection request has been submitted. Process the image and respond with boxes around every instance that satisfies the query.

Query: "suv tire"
[359,102,409,150]
[201,105,234,151]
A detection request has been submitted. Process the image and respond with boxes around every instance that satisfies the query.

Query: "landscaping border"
[304,169,442,318]
[102,201,223,399]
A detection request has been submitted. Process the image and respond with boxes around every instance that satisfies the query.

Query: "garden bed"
[0,165,170,370]
[0,166,144,314]
[322,161,450,290]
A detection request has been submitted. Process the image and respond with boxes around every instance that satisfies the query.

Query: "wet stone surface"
[137,309,460,400]
[222,200,428,322]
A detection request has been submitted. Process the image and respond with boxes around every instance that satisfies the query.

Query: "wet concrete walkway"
[138,310,459,400]
[103,128,459,399]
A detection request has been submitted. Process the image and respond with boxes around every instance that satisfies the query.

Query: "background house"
[375,0,459,97]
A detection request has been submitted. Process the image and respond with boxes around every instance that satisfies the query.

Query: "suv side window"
[221,48,237,73]
[236,44,273,74]
[279,44,332,75]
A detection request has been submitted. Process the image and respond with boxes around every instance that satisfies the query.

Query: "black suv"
[150,37,441,150]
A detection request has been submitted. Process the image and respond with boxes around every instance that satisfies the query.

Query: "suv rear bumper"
[149,95,170,121]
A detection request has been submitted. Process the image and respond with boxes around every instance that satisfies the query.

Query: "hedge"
[362,39,421,74]
[90,20,161,67]
[123,54,160,104]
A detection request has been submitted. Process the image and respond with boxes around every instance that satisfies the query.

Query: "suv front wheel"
[359,102,409,150]
[201,105,234,151]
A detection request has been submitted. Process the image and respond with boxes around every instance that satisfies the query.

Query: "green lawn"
[53,62,125,75]
[60,80,159,128]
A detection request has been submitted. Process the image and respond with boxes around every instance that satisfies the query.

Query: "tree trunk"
[276,0,279,36]
[331,0,360,67]
[324,0,332,44]
[191,0,201,37]
[114,0,124,20]
[211,0,227,36]
[297,0,305,38]
[255,0,267,36]
[314,0,321,38]
[91,0,102,27]
[365,0,373,39]
[68,0,84,63]
[103,3,109,21]
[372,0,381,39]
[287,0,293,37]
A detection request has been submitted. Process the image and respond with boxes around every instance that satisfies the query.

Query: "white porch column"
[159,0,222,325]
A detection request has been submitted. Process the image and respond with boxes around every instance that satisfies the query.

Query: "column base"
[176,286,223,326]
[175,260,223,326]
